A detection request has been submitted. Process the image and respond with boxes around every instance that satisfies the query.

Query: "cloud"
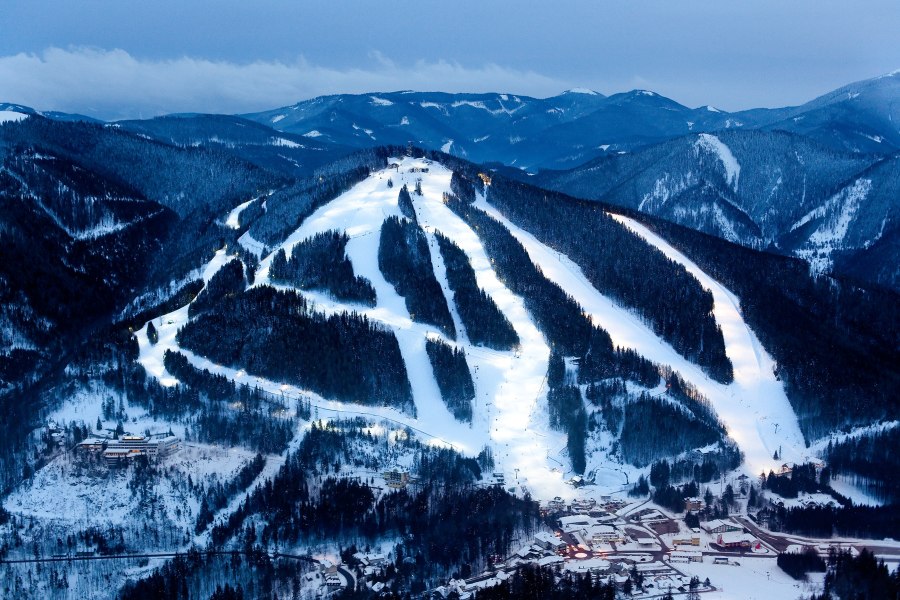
[0,47,573,120]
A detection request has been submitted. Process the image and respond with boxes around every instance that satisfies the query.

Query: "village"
[290,464,887,599]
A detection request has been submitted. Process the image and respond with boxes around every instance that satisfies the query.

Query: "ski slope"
[608,214,808,474]
[140,157,572,500]
[477,196,807,475]
[138,155,810,499]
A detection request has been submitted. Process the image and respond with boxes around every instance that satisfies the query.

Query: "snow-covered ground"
[678,557,823,599]
[695,133,741,191]
[135,155,813,499]
[224,197,256,229]
[0,110,29,124]
[607,214,808,475]
[475,192,808,476]
[160,158,571,499]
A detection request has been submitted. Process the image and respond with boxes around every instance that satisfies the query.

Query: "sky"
[1,0,898,119]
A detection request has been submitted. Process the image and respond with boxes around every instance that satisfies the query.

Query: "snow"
[828,475,884,507]
[351,123,376,139]
[564,88,599,95]
[450,100,523,116]
[370,96,393,106]
[303,130,323,138]
[400,115,410,125]
[272,137,302,148]
[860,132,884,143]
[807,179,870,246]
[441,139,454,153]
[605,214,808,475]
[237,231,267,257]
[251,159,567,500]
[677,557,823,599]
[793,178,871,273]
[224,198,256,229]
[695,133,741,191]
[136,158,573,500]
[271,114,286,123]
[705,105,722,113]
[0,110,29,124]
[137,156,809,498]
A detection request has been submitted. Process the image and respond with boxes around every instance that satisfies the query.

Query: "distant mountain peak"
[563,88,600,96]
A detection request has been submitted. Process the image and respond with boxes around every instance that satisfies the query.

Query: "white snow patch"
[793,178,871,273]
[564,88,599,95]
[370,96,393,106]
[441,139,453,153]
[0,110,28,124]
[829,475,884,507]
[225,198,256,229]
[237,231,266,257]
[303,130,323,138]
[450,100,523,116]
[270,114,286,124]
[419,101,445,111]
[271,137,302,148]
[400,115,410,125]
[695,133,741,191]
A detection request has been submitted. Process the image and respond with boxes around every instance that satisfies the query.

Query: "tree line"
[270,230,376,305]
[482,175,733,383]
[434,231,519,350]
[177,286,414,413]
[379,215,456,337]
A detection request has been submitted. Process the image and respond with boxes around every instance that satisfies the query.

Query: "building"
[571,498,596,512]
[717,532,757,549]
[534,531,566,551]
[558,514,599,534]
[76,439,106,453]
[684,497,704,512]
[546,497,567,512]
[669,550,703,563]
[702,519,741,534]
[383,468,410,489]
[94,434,181,465]
[588,525,623,544]
[672,536,701,547]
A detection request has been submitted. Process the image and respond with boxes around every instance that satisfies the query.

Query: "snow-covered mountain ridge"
[132,156,808,497]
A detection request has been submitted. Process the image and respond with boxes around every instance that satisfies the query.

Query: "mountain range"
[1,78,899,597]
[5,70,897,292]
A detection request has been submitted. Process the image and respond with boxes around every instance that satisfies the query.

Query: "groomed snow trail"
[476,196,808,476]
[138,156,807,500]
[608,214,808,474]
[138,158,571,499]
[411,159,567,499]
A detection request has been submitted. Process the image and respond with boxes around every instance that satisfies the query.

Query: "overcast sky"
[1,0,898,119]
